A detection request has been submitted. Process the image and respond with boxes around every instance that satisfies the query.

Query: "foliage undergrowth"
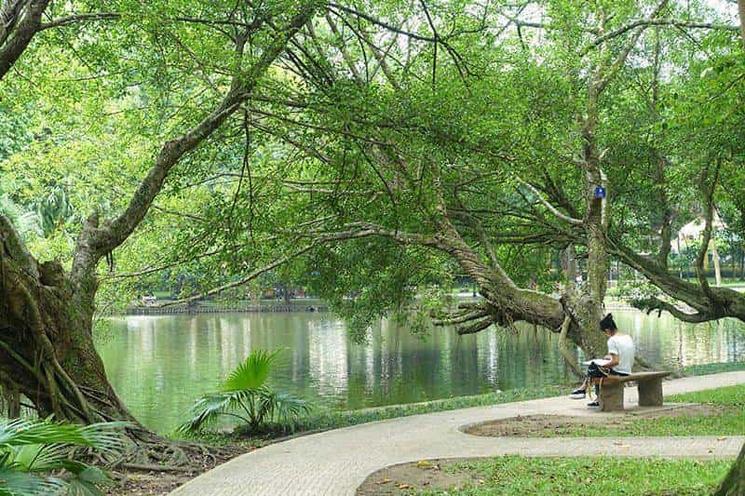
[0,419,125,496]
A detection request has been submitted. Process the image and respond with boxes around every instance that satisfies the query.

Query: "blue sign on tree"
[594,186,606,199]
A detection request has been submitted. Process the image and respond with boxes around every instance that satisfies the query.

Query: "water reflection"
[96,310,745,433]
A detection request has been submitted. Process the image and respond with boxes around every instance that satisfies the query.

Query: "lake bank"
[120,294,703,316]
[97,309,745,433]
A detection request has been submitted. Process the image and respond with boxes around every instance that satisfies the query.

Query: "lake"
[96,309,745,432]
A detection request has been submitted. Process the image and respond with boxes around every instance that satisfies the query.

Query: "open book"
[582,358,611,367]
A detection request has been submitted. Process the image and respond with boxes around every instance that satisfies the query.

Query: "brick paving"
[170,371,745,496]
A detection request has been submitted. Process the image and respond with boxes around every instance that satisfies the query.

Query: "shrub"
[178,350,310,435]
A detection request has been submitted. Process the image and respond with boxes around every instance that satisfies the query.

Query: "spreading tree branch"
[695,161,721,301]
[70,3,318,282]
[0,0,51,80]
[585,18,738,52]
[514,175,584,226]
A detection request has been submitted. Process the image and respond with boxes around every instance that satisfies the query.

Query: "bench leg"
[638,379,663,407]
[600,383,624,412]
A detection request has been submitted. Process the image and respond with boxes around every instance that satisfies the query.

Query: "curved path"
[171,371,745,496]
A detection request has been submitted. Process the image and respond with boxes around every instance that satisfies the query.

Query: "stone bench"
[595,371,671,412]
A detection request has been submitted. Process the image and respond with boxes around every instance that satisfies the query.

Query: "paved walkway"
[171,371,745,496]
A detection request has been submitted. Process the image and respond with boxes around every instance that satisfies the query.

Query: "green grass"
[671,383,745,406]
[420,456,729,495]
[682,361,745,376]
[705,278,745,288]
[294,385,568,432]
[516,384,745,438]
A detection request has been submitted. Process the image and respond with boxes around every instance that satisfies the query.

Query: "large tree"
[243,2,740,487]
[0,0,318,439]
[215,0,742,357]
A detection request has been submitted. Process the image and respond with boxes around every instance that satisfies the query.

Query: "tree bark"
[715,441,745,496]
[561,245,577,282]
[711,239,722,287]
[0,0,52,80]
[0,215,136,424]
[423,195,605,358]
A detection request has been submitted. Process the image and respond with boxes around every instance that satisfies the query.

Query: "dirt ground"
[462,404,722,438]
[104,444,252,496]
[356,459,484,496]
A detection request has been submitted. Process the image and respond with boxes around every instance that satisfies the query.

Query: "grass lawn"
[682,361,745,376]
[420,457,729,496]
[574,383,745,438]
[463,383,745,439]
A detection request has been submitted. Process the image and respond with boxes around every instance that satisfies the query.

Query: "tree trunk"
[561,245,577,283]
[711,239,722,287]
[715,442,745,496]
[0,216,137,425]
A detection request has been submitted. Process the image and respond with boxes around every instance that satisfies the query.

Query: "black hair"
[599,313,617,332]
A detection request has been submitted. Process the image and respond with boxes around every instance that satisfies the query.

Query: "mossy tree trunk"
[0,216,137,423]
[715,442,745,496]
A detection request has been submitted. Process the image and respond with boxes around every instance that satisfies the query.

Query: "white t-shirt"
[607,334,634,375]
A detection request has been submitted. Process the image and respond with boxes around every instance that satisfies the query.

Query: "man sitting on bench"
[570,313,635,407]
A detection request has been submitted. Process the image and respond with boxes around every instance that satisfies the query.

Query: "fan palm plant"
[179,350,310,435]
[0,418,126,496]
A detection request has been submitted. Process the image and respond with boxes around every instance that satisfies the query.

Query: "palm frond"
[177,392,251,434]
[16,211,42,237]
[0,195,41,240]
[222,349,281,392]
[181,349,311,435]
[264,391,311,427]
[9,443,70,472]
[0,419,127,454]
[0,420,125,496]
[59,462,111,496]
[0,467,63,496]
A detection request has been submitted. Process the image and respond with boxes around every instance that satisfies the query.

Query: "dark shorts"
[586,362,629,378]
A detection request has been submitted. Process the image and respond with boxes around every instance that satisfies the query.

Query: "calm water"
[96,309,745,432]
